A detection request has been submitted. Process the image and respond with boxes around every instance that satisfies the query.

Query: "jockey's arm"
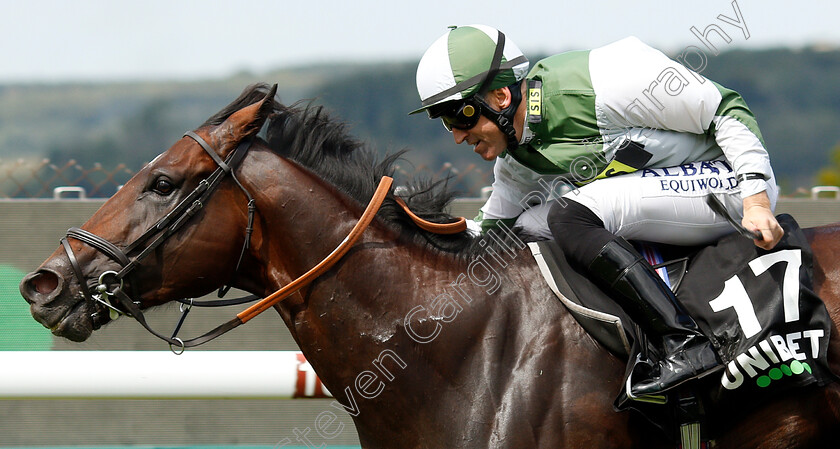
[710,82,784,250]
[586,39,784,251]
[474,155,531,234]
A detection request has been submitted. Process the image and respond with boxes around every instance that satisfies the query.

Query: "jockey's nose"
[452,128,468,144]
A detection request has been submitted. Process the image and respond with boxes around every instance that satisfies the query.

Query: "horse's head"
[20,85,277,342]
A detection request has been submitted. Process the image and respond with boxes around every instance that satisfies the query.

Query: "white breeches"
[514,160,778,245]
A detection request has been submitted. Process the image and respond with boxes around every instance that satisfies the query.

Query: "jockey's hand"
[742,191,784,250]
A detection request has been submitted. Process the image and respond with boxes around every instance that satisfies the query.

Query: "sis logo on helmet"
[411,24,530,115]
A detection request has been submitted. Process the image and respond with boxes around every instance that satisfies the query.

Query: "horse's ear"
[211,84,278,153]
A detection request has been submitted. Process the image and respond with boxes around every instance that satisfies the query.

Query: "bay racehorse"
[19,84,840,448]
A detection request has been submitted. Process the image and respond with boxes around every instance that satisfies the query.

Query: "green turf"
[0,264,53,350]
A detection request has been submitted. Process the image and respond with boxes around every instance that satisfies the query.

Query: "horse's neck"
[241,156,443,328]
[241,158,600,443]
[241,159,458,379]
[236,157,363,288]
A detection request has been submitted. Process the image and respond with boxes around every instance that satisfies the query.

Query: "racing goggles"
[429,99,483,132]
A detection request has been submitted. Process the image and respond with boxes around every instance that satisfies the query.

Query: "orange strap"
[236,176,394,323]
[394,197,467,235]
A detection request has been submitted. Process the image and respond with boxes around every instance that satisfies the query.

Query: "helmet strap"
[474,80,523,151]
[473,30,521,151]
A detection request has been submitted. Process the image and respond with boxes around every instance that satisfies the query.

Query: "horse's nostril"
[29,271,60,296]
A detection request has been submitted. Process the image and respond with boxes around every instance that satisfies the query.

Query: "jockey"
[410,24,785,400]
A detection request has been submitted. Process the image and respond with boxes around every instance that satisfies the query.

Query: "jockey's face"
[448,86,522,162]
[451,114,508,161]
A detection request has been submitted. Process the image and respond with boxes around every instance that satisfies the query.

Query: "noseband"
[61,131,257,341]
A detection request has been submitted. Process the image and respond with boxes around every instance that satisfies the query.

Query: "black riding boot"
[588,238,720,398]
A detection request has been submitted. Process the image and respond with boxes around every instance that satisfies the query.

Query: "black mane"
[205,83,481,255]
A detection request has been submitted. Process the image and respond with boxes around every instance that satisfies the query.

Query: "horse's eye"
[152,178,175,195]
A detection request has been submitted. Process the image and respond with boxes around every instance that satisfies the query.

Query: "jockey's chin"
[473,141,505,161]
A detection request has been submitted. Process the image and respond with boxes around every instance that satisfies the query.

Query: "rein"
[394,197,466,234]
[112,175,393,352]
[61,129,464,352]
[61,132,256,322]
[60,129,396,351]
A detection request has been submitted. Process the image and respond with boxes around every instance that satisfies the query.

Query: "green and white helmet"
[410,24,529,116]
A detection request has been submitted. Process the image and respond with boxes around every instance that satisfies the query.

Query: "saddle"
[529,214,835,446]
[529,239,690,358]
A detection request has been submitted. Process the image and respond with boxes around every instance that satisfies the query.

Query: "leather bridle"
[61,131,257,347]
[60,130,395,352]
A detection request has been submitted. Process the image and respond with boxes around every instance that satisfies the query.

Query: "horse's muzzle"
[20,268,64,307]
[20,259,99,341]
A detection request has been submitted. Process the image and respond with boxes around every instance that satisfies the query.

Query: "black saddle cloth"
[530,214,835,403]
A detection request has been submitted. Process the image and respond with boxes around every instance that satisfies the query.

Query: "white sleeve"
[589,36,721,134]
[480,157,528,221]
[712,116,772,197]
[590,36,772,196]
